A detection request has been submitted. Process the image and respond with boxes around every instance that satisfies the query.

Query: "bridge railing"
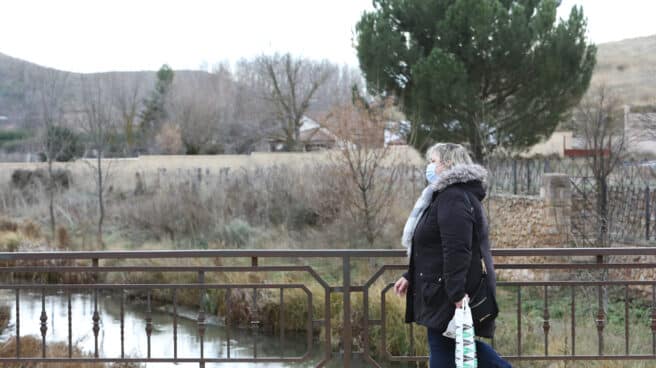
[0,248,655,367]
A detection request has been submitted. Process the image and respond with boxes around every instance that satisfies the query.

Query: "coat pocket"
[420,273,444,306]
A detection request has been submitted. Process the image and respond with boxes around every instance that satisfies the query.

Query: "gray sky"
[1,0,655,73]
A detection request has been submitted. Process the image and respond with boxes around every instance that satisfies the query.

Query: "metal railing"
[0,248,655,367]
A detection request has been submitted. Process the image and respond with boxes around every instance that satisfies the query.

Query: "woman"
[394,143,511,368]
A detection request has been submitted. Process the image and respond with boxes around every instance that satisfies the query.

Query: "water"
[0,291,342,367]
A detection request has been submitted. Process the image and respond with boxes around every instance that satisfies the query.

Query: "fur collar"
[431,163,488,192]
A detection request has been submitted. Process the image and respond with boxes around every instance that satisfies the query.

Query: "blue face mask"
[426,163,439,184]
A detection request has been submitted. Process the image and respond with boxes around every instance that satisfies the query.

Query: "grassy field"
[0,147,424,192]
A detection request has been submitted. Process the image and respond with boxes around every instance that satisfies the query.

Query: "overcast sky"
[1,0,655,73]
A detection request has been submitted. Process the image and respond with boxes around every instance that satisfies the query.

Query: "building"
[521,131,577,157]
[267,116,341,152]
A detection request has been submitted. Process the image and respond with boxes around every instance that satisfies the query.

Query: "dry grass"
[0,147,421,251]
[0,335,108,368]
[0,147,423,192]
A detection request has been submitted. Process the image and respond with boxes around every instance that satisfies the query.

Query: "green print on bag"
[455,297,477,368]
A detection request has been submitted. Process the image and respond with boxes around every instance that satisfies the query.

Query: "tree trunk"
[359,180,375,247]
[469,127,485,164]
[47,158,56,241]
[96,154,104,249]
[596,176,609,247]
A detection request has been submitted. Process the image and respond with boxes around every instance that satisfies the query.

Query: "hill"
[590,34,656,106]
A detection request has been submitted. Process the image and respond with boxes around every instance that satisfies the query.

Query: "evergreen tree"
[356,0,597,161]
[139,64,174,148]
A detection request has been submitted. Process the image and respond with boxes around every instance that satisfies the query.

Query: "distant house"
[265,116,409,152]
[267,116,341,152]
[522,131,577,157]
[384,120,410,146]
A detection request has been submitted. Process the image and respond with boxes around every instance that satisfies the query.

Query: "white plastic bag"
[442,315,457,339]
[454,296,477,368]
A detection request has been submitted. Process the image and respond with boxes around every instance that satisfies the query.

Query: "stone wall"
[486,174,572,281]
[487,173,572,248]
[486,173,653,288]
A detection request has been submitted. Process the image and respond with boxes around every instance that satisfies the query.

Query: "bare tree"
[230,59,277,153]
[310,64,364,113]
[168,71,235,154]
[79,76,116,247]
[325,97,398,246]
[111,73,144,156]
[29,69,70,239]
[256,53,333,151]
[574,85,626,247]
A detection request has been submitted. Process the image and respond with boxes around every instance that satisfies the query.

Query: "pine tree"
[139,64,174,149]
[356,0,597,161]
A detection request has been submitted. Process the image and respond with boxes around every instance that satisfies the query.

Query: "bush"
[20,220,41,239]
[219,219,258,247]
[123,184,214,243]
[0,129,30,149]
[0,232,21,252]
[40,126,84,162]
[155,124,184,154]
[10,168,72,200]
[0,217,18,232]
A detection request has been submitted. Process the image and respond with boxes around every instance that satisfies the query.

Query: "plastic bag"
[454,296,477,368]
[443,315,457,339]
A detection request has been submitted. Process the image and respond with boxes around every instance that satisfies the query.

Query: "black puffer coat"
[404,164,496,338]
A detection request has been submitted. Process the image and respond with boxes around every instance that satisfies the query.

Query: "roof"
[299,116,320,132]
[300,127,337,143]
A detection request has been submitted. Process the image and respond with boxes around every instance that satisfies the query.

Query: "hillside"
[1,33,655,131]
[590,34,656,106]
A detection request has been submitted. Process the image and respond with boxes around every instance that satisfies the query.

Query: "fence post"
[544,158,551,174]
[342,256,352,367]
[527,159,532,194]
[646,186,651,241]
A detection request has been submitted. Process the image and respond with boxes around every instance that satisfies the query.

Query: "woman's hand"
[394,277,409,297]
[455,294,469,308]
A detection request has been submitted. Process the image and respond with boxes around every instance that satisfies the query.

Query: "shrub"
[123,184,214,243]
[0,217,17,232]
[20,220,41,239]
[0,232,21,252]
[10,168,72,191]
[0,129,30,149]
[219,219,258,247]
[40,126,84,162]
[155,124,184,154]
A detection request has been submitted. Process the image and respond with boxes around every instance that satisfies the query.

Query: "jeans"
[427,327,512,368]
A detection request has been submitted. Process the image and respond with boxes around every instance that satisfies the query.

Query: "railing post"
[342,256,352,367]
[596,255,606,356]
[92,258,100,358]
[198,270,206,368]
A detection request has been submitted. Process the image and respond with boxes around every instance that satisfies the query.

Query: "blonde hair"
[425,143,473,170]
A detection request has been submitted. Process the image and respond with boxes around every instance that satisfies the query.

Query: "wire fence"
[398,157,656,245]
